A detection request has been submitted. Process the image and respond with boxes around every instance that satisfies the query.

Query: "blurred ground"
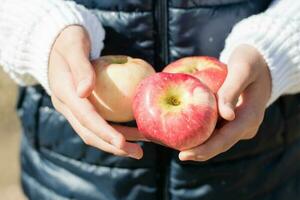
[0,68,26,199]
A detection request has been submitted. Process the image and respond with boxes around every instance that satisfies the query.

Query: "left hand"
[179,44,272,161]
[49,26,146,159]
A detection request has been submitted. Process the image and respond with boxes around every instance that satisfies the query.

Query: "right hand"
[48,25,146,159]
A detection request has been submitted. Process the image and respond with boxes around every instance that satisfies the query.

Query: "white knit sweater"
[0,0,105,93]
[0,0,299,106]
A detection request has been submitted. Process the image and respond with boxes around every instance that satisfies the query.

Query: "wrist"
[220,14,300,106]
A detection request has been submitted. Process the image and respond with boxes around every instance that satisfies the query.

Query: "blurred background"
[0,68,26,199]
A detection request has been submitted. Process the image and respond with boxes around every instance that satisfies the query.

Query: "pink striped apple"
[163,56,227,93]
[132,72,218,150]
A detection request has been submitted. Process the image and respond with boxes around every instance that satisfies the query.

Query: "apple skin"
[89,55,155,122]
[133,72,218,150]
[163,56,227,93]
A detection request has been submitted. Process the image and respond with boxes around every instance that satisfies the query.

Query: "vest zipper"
[158,0,169,66]
[157,0,170,198]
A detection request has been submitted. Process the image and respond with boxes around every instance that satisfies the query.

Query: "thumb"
[65,48,96,98]
[217,61,253,121]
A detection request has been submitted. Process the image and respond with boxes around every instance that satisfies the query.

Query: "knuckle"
[256,113,265,125]
[243,131,256,140]
[242,126,259,140]
[218,143,228,154]
[253,118,263,128]
[75,108,98,129]
[79,117,88,128]
[220,144,231,154]
[99,132,113,145]
[75,111,90,127]
[249,111,264,128]
[218,133,232,151]
[218,133,237,153]
[74,110,84,122]
[81,135,93,146]
[54,88,69,101]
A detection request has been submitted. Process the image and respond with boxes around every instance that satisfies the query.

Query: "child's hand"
[179,44,272,161]
[48,25,145,159]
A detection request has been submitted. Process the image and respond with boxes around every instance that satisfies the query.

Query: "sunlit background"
[0,68,26,199]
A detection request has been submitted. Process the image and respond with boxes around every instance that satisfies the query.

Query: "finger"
[52,96,143,159]
[64,44,95,98]
[179,129,240,162]
[49,51,72,93]
[112,125,149,141]
[179,83,265,161]
[179,103,253,161]
[217,59,254,121]
[66,96,128,149]
[49,50,143,157]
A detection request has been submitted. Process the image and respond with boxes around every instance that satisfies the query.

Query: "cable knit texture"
[0,0,105,94]
[220,0,300,106]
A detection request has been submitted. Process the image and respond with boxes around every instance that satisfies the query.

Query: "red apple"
[89,55,155,122]
[133,72,218,150]
[163,56,227,93]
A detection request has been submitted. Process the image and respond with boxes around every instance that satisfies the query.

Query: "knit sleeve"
[0,0,105,94]
[220,0,300,106]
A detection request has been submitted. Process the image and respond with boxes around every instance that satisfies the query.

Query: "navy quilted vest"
[18,0,300,199]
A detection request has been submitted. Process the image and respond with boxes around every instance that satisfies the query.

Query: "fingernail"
[127,149,142,160]
[77,78,90,96]
[179,152,195,161]
[224,102,235,120]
